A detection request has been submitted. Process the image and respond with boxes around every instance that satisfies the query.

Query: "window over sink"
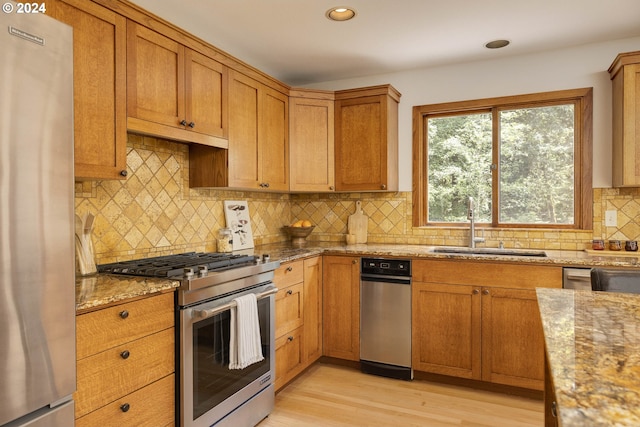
[412,88,593,230]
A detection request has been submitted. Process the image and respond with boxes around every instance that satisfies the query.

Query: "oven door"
[179,282,276,427]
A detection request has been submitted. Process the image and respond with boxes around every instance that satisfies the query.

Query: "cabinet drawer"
[76,374,175,427]
[275,282,304,338]
[275,326,304,391]
[76,292,174,359]
[274,260,304,288]
[75,328,175,418]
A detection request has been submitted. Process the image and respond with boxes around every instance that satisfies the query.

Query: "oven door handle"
[192,286,278,319]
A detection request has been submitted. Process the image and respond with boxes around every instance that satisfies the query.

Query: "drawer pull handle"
[287,336,294,342]
[120,350,130,360]
[286,289,293,295]
[286,266,293,272]
[119,310,129,319]
[120,403,130,413]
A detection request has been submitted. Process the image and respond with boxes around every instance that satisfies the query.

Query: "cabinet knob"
[119,310,129,319]
[381,184,386,190]
[352,259,358,264]
[287,336,294,342]
[286,289,293,295]
[119,170,128,177]
[483,289,489,295]
[180,119,188,126]
[329,186,335,191]
[120,403,130,413]
[286,266,293,272]
[120,350,130,360]
[188,122,195,128]
[473,289,479,295]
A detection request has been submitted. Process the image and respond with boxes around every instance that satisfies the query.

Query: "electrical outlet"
[605,210,617,227]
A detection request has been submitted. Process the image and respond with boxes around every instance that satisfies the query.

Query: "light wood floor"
[259,363,543,427]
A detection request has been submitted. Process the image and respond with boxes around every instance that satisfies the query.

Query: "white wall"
[304,37,640,192]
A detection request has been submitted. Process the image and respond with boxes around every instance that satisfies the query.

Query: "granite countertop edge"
[76,242,640,312]
[537,288,640,426]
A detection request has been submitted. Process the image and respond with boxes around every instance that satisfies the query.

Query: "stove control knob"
[262,254,270,263]
[183,267,195,278]
[198,265,208,276]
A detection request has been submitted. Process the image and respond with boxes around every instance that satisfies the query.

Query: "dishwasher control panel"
[361,257,411,277]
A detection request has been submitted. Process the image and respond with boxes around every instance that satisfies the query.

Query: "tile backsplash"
[75,134,640,265]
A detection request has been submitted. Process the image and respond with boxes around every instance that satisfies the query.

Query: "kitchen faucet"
[468,197,485,248]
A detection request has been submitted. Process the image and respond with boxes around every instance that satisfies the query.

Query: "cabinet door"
[275,282,304,338]
[412,282,481,380]
[275,326,304,391]
[290,96,335,192]
[612,61,640,187]
[335,93,398,191]
[303,256,323,364]
[49,0,127,180]
[127,21,185,130]
[185,49,228,140]
[228,70,260,188]
[481,287,545,390]
[322,256,360,361]
[260,86,289,191]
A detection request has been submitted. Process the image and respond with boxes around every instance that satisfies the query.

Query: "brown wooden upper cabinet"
[609,51,640,187]
[48,0,127,180]
[334,85,400,191]
[126,21,228,149]
[190,70,288,190]
[289,89,335,192]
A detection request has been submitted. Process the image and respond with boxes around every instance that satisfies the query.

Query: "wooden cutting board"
[348,201,368,243]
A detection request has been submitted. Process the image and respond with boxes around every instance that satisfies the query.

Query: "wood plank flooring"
[259,363,543,427]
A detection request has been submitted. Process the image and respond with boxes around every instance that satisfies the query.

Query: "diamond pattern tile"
[75,135,640,266]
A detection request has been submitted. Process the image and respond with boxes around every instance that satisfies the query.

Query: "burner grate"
[97,252,257,278]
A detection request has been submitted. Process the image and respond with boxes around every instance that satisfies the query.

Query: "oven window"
[192,297,270,420]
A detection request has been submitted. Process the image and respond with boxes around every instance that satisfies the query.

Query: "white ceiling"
[129,0,640,87]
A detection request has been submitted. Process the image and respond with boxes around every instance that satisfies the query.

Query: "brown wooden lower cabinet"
[74,292,175,425]
[76,375,175,427]
[544,353,560,427]
[322,255,360,361]
[274,256,323,390]
[412,259,562,391]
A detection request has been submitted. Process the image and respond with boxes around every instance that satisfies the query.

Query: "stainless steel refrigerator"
[0,6,76,427]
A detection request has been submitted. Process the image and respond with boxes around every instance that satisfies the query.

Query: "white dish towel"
[229,293,264,370]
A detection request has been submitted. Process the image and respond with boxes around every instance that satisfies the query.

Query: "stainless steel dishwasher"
[360,257,412,380]
[563,267,593,290]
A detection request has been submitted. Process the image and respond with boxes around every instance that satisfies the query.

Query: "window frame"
[412,88,593,230]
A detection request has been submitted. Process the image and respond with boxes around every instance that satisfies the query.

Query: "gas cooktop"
[97,252,258,278]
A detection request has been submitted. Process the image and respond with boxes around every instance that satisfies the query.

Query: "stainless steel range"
[99,252,280,427]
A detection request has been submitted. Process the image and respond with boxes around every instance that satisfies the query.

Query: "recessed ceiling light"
[326,6,357,21]
[484,39,510,49]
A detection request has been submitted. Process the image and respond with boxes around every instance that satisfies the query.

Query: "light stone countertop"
[76,242,640,312]
[537,288,640,426]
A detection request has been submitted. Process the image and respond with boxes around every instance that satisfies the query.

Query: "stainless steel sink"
[432,247,547,257]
